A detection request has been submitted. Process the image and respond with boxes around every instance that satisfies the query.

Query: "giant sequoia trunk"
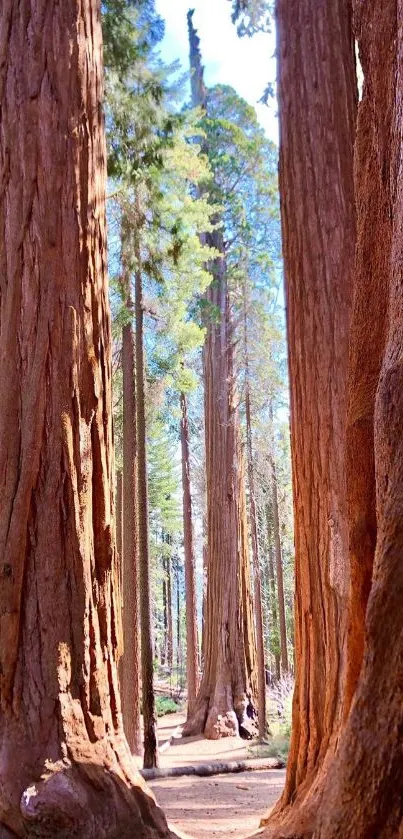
[180,392,200,719]
[243,285,266,739]
[315,3,403,835]
[270,456,288,674]
[0,3,172,836]
[184,266,258,740]
[183,11,258,740]
[261,0,357,833]
[120,228,141,756]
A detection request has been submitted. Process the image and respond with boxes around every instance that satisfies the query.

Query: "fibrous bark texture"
[134,260,159,769]
[343,1,391,715]
[243,287,266,739]
[184,265,258,740]
[0,2,172,836]
[180,392,200,719]
[184,11,258,740]
[121,308,141,755]
[116,471,123,568]
[315,3,403,835]
[120,221,141,756]
[261,0,357,833]
[270,456,288,675]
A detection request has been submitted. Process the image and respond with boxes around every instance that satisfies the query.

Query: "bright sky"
[155,0,278,143]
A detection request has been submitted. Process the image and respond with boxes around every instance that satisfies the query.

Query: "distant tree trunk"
[134,244,158,769]
[243,280,266,739]
[316,4,403,835]
[201,513,208,664]
[266,507,281,682]
[0,2,172,836]
[262,0,357,833]
[161,556,167,666]
[166,553,173,671]
[270,456,288,674]
[180,391,200,718]
[176,568,181,675]
[120,225,141,755]
[184,9,258,741]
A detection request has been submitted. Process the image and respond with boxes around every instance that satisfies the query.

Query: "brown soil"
[150,714,286,838]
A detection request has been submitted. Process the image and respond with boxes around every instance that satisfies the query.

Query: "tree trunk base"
[2,757,177,839]
[253,755,341,839]
[183,692,257,741]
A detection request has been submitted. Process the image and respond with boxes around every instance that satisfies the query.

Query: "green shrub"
[155,695,181,717]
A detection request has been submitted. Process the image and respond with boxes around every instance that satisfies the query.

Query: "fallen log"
[141,756,285,781]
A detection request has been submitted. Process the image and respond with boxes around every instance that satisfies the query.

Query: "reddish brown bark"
[116,471,123,568]
[184,11,258,740]
[185,272,258,739]
[180,391,200,719]
[165,552,173,671]
[0,2,173,837]
[316,3,403,835]
[270,457,288,674]
[134,257,159,769]
[343,2,391,714]
[121,296,141,754]
[265,506,281,681]
[260,0,357,833]
[243,284,266,739]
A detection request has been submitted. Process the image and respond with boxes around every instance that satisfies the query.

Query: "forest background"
[105,0,294,752]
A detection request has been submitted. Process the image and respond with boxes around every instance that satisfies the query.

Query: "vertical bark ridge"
[180,391,200,718]
[316,3,403,835]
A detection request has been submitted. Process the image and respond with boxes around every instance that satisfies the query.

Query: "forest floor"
[150,712,286,838]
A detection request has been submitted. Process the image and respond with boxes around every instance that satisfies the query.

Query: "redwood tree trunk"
[266,507,281,682]
[261,0,357,833]
[180,391,200,719]
[166,553,173,672]
[134,259,159,769]
[161,556,167,667]
[120,234,141,755]
[243,284,267,739]
[270,456,288,674]
[316,3,403,835]
[342,0,391,714]
[0,2,172,836]
[184,10,258,740]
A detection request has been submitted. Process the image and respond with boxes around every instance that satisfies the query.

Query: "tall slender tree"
[120,218,142,756]
[134,216,159,769]
[0,1,173,836]
[183,11,258,740]
[180,391,200,718]
[243,277,267,738]
[270,454,288,674]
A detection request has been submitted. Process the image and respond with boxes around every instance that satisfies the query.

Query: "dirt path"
[149,714,286,838]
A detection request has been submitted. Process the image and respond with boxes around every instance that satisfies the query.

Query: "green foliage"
[155,695,181,717]
[229,0,273,37]
[148,417,181,538]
